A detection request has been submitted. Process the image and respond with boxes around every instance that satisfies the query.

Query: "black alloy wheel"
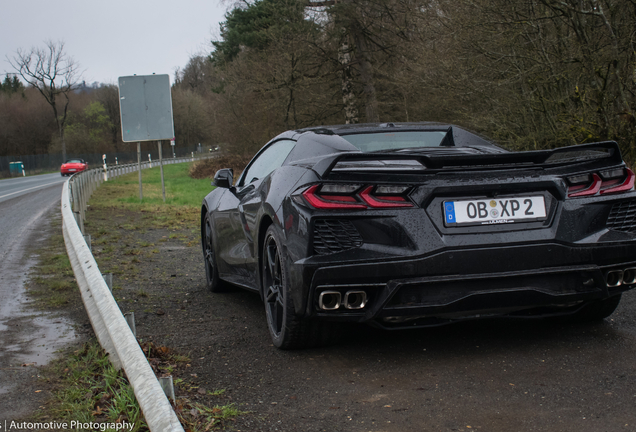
[202,214,225,292]
[262,225,332,349]
[263,227,287,346]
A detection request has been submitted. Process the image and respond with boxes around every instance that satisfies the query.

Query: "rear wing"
[314,141,623,178]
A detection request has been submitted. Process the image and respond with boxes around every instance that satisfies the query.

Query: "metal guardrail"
[61,156,196,432]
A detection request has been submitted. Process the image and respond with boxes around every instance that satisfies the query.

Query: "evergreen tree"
[0,75,25,95]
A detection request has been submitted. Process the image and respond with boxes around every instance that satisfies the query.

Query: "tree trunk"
[350,21,379,123]
[338,31,359,124]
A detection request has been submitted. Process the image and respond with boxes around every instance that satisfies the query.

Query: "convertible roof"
[293,122,496,151]
[297,121,450,134]
[293,122,497,149]
[281,122,503,166]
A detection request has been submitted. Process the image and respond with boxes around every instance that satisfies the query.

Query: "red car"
[60,159,88,176]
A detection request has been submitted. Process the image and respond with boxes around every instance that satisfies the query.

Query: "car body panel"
[60,159,88,175]
[201,123,636,330]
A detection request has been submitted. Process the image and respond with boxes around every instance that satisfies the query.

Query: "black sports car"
[201,122,636,349]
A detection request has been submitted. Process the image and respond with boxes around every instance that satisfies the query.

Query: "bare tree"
[8,40,81,160]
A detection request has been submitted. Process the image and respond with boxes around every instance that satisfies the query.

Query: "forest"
[1,0,635,165]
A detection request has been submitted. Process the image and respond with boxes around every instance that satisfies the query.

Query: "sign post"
[158,140,166,202]
[137,143,143,200]
[118,74,174,203]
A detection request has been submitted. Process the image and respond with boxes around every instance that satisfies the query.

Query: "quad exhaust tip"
[605,270,623,287]
[344,290,367,309]
[622,267,636,285]
[318,290,368,310]
[318,291,341,310]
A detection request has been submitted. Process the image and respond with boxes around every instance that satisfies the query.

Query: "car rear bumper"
[61,167,86,174]
[297,241,636,328]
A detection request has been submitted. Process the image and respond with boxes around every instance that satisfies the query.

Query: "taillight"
[302,185,367,209]
[300,184,414,210]
[568,173,601,197]
[600,168,634,195]
[359,186,413,208]
[567,168,634,197]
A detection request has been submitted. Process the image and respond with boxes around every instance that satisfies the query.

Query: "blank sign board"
[118,74,174,142]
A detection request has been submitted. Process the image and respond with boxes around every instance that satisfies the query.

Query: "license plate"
[69,169,76,172]
[444,196,546,226]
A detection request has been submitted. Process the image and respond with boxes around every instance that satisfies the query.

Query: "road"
[0,174,77,419]
[0,173,66,204]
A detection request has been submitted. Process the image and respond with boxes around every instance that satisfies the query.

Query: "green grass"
[28,232,77,309]
[39,246,73,276]
[44,341,148,431]
[99,163,213,207]
[87,162,212,232]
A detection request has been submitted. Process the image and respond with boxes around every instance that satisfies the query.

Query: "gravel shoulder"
[81,198,636,432]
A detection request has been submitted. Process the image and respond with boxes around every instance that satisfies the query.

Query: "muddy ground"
[78,202,636,432]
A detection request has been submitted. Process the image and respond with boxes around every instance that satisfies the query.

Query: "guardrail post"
[159,376,176,402]
[77,176,85,234]
[70,180,79,227]
[103,273,113,291]
[88,171,94,199]
[80,174,87,220]
[124,312,137,337]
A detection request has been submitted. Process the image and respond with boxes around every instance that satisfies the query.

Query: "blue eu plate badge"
[444,202,456,224]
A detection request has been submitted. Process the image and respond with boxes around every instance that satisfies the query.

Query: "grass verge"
[42,341,148,430]
[96,163,214,207]
[24,213,149,428]
[79,162,244,430]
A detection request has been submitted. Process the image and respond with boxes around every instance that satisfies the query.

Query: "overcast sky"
[1,0,228,85]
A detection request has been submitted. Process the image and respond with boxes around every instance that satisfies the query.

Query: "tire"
[202,213,227,292]
[573,294,622,322]
[262,225,332,349]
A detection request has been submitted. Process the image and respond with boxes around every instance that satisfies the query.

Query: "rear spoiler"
[315,141,623,178]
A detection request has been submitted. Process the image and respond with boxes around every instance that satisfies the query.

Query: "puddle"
[0,244,78,368]
[0,313,77,366]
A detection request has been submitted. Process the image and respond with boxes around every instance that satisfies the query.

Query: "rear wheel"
[202,214,226,292]
[574,294,622,322]
[262,225,332,349]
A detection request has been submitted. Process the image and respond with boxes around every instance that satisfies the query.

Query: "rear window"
[341,131,448,152]
[66,159,84,163]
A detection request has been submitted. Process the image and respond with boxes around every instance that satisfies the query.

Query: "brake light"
[567,168,634,197]
[359,186,413,208]
[568,174,601,197]
[300,184,414,210]
[302,185,367,209]
[600,168,634,195]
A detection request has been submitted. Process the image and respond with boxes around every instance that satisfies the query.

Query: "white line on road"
[0,180,65,200]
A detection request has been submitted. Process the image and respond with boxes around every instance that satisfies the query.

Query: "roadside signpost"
[118,74,175,202]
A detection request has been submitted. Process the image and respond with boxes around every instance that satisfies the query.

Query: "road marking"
[0,180,64,200]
